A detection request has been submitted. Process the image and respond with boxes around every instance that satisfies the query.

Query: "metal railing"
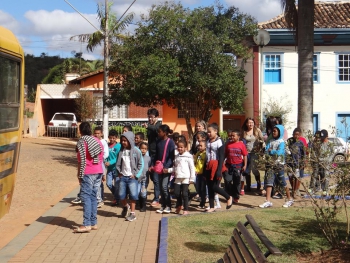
[45,126,78,138]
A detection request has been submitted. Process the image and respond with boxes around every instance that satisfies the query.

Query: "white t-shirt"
[121,149,132,176]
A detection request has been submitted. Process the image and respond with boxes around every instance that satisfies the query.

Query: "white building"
[244,1,350,141]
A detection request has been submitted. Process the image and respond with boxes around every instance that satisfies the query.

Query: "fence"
[44,125,147,139]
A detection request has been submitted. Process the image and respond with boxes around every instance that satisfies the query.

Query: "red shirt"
[225,141,248,165]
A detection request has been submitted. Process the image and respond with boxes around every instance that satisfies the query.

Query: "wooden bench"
[184,214,282,263]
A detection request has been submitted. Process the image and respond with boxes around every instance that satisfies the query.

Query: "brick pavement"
[0,181,307,263]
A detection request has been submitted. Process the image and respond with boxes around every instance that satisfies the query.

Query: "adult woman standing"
[190,120,207,155]
[242,118,264,192]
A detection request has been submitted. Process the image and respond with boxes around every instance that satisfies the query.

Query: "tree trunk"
[297,1,314,133]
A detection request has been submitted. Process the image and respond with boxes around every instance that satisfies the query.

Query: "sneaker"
[197,205,206,209]
[272,193,283,199]
[259,201,273,208]
[240,190,245,196]
[126,213,136,222]
[233,198,239,203]
[282,200,294,208]
[151,201,160,207]
[214,205,221,209]
[97,202,104,208]
[183,211,189,215]
[163,207,171,213]
[156,207,165,214]
[71,197,82,204]
[122,204,130,218]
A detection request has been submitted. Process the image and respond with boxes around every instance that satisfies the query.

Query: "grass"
[168,207,349,263]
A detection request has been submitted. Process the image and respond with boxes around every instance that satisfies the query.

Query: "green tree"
[69,2,134,52]
[108,2,257,139]
[281,0,314,132]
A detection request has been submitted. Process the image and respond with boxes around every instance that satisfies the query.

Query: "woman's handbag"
[153,138,170,174]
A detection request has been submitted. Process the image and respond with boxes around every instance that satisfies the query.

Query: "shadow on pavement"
[36,216,78,229]
[51,155,76,167]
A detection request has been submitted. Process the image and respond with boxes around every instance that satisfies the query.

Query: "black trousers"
[226,166,241,199]
[174,184,189,211]
[205,169,230,208]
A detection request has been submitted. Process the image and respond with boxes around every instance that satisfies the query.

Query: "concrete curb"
[158,217,168,263]
[0,187,79,262]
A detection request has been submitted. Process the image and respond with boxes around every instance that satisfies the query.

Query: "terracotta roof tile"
[259,2,350,29]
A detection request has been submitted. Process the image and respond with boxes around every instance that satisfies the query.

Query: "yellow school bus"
[0,26,24,219]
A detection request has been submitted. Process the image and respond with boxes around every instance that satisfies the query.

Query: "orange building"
[34,70,228,137]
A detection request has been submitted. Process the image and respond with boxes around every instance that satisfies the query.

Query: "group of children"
[74,115,333,222]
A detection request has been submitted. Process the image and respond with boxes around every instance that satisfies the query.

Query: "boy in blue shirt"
[105,129,121,204]
[259,125,293,208]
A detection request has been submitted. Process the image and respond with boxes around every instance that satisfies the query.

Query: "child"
[309,129,332,195]
[166,139,195,215]
[116,131,144,222]
[205,123,233,212]
[194,140,207,209]
[93,126,109,208]
[74,122,103,233]
[152,124,175,214]
[138,142,151,212]
[259,125,293,208]
[286,128,305,198]
[144,108,162,207]
[225,130,247,204]
[135,132,145,148]
[123,124,133,133]
[104,129,121,204]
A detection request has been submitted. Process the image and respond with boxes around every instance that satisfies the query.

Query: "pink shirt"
[77,140,104,175]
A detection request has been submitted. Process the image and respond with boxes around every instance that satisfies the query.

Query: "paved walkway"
[0,182,306,263]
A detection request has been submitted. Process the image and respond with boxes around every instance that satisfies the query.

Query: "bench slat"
[223,252,232,263]
[228,237,245,263]
[244,215,282,256]
[237,222,267,263]
[233,228,256,263]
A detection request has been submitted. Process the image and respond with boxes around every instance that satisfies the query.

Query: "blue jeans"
[159,173,171,208]
[106,170,119,200]
[265,167,287,187]
[138,180,147,198]
[151,172,160,202]
[118,176,139,200]
[80,173,102,226]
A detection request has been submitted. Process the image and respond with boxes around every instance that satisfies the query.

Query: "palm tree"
[81,60,104,75]
[281,0,314,132]
[70,2,134,53]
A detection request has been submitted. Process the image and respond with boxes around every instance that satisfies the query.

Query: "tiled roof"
[69,69,104,84]
[259,2,350,29]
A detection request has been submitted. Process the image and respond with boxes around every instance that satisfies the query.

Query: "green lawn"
[168,207,347,263]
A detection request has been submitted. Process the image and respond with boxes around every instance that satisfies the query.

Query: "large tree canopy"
[108,2,257,137]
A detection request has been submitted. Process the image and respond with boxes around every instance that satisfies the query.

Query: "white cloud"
[224,0,283,22]
[0,10,21,33]
[23,10,100,36]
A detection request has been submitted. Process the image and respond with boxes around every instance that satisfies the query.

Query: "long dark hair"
[266,116,282,136]
[242,117,260,137]
[158,124,173,135]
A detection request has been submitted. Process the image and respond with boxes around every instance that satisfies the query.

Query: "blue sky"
[0,0,322,59]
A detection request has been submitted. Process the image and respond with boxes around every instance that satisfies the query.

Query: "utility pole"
[103,0,109,137]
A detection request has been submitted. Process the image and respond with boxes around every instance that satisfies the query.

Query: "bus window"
[0,55,20,130]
